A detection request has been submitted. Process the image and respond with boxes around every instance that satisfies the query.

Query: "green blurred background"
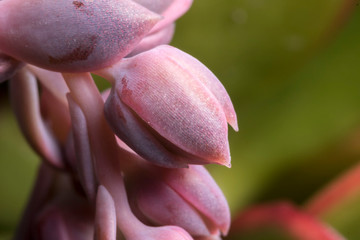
[1,0,360,239]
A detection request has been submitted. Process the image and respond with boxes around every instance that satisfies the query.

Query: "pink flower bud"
[103,45,237,168]
[129,165,230,238]
[0,0,161,72]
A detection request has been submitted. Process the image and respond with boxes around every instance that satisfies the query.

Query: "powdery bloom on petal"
[0,0,161,72]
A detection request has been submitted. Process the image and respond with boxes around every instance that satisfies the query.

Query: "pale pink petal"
[95,186,117,240]
[0,0,161,72]
[145,0,193,33]
[127,23,175,57]
[153,45,238,131]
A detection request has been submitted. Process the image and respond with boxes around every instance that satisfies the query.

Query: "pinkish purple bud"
[0,0,161,72]
[129,165,230,238]
[9,68,63,168]
[103,45,237,168]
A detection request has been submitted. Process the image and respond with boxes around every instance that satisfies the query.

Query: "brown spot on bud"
[73,1,84,9]
[48,35,97,64]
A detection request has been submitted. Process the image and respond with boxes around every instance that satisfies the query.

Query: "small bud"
[129,165,231,238]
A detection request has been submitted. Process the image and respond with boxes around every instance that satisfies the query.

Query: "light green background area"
[1,0,360,239]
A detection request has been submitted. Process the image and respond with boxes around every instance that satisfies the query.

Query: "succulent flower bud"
[129,165,230,238]
[103,45,237,168]
[0,0,161,72]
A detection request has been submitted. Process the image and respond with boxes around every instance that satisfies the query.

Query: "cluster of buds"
[0,0,238,239]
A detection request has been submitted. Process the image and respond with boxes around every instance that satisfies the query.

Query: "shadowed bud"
[0,0,161,72]
[129,165,230,238]
[103,45,237,168]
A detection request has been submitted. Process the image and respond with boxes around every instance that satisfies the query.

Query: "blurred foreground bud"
[104,45,237,168]
[129,165,230,238]
[35,202,94,240]
[0,0,160,72]
[227,202,344,240]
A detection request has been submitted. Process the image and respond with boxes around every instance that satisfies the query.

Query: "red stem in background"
[305,162,360,217]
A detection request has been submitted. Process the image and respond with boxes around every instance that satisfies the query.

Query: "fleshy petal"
[153,45,238,131]
[9,69,63,168]
[0,0,161,72]
[105,87,188,168]
[67,94,97,201]
[127,23,175,57]
[95,186,117,240]
[136,0,193,33]
[163,165,231,235]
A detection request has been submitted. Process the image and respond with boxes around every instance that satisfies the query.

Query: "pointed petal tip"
[230,121,239,132]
